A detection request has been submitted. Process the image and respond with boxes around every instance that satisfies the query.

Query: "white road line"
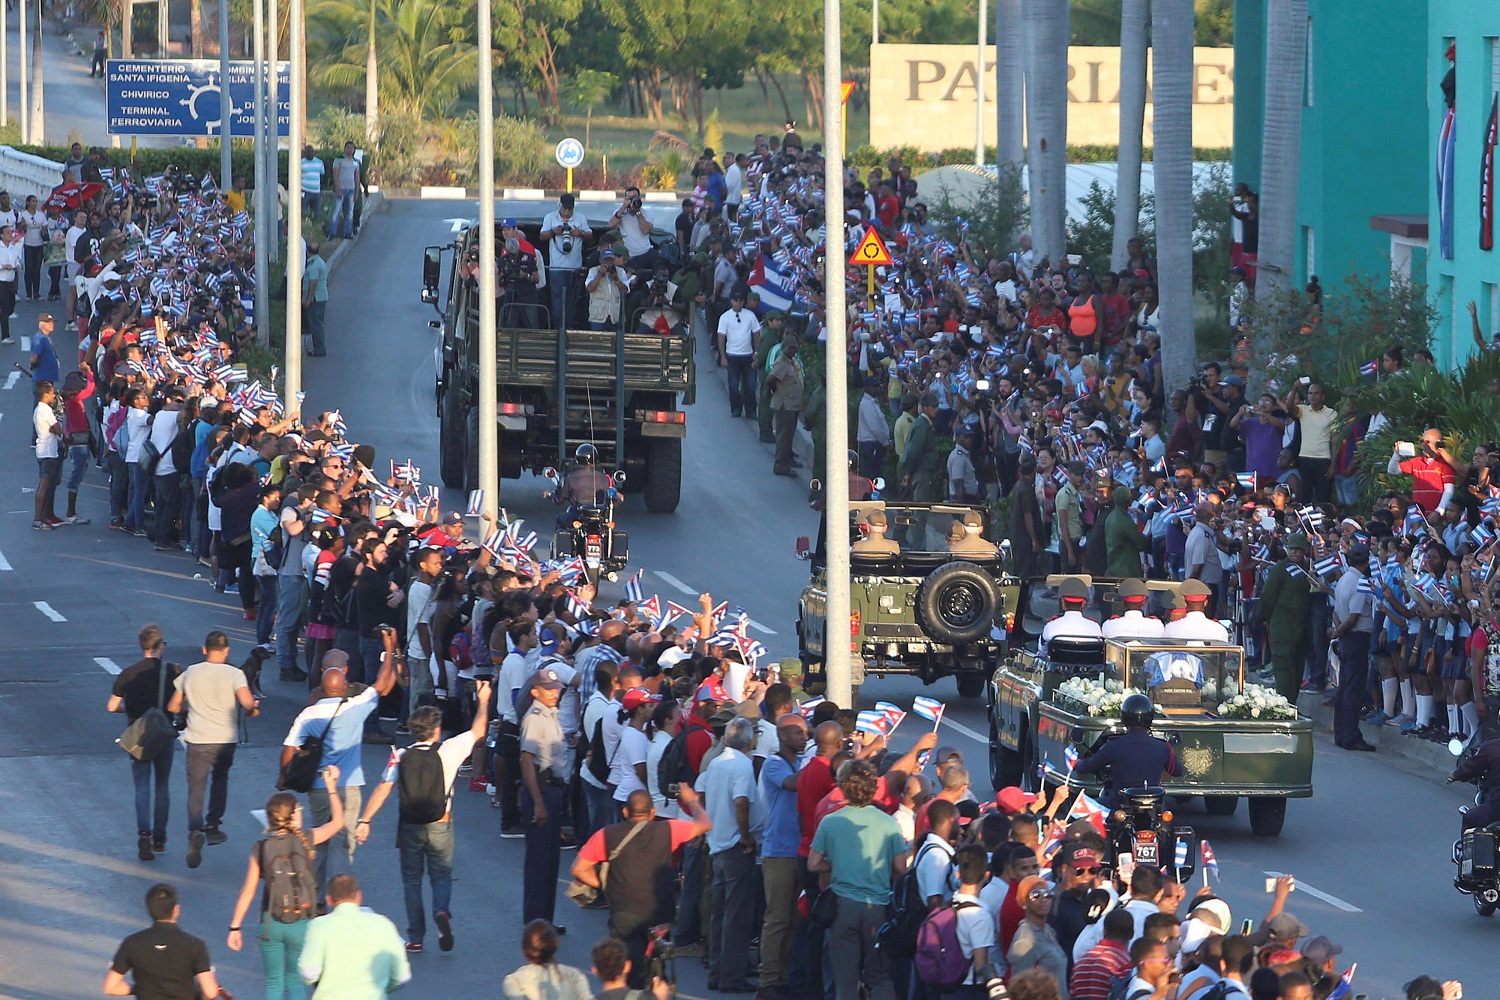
[939,716,989,746]
[19,336,28,351]
[0,547,11,571]
[3,371,18,390]
[250,809,267,828]
[34,601,67,622]
[748,618,778,635]
[653,570,696,596]
[94,657,122,675]
[1262,870,1362,913]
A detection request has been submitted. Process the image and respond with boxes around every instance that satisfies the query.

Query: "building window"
[1302,225,1316,277]
[1484,283,1499,344]
[1304,16,1314,107]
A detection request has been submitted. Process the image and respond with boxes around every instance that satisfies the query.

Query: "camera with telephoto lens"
[628,196,643,213]
[558,222,574,256]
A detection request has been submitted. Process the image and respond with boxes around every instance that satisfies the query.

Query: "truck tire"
[463,407,479,494]
[916,562,999,645]
[1247,797,1286,837]
[990,711,1023,789]
[956,673,986,699]
[439,386,465,488]
[1203,795,1239,816]
[643,438,683,512]
[1019,730,1042,793]
[802,671,827,698]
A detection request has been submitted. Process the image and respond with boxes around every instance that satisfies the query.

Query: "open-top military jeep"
[796,500,1022,700]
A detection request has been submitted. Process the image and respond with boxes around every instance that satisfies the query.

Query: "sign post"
[850,226,892,308]
[840,81,856,158]
[555,137,584,193]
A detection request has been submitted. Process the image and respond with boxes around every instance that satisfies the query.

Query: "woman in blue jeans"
[226,777,347,1000]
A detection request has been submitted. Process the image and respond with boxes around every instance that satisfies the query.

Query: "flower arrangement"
[1054,677,1146,718]
[1216,687,1298,720]
[1201,678,1239,704]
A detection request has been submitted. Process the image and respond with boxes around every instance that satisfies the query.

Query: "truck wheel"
[956,673,986,699]
[439,385,465,488]
[1247,797,1286,837]
[643,438,682,513]
[916,563,1000,645]
[1204,795,1239,816]
[802,671,827,698]
[1020,731,1042,793]
[1475,894,1497,917]
[990,712,1023,789]
[463,407,479,494]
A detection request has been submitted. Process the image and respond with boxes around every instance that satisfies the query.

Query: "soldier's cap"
[1160,589,1184,611]
[1065,461,1087,477]
[1058,577,1089,603]
[1284,532,1311,550]
[1118,578,1149,602]
[709,707,738,729]
[765,310,785,322]
[527,667,565,691]
[1181,579,1212,602]
[863,508,889,526]
[961,510,984,528]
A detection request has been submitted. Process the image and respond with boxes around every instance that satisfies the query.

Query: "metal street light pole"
[29,0,43,145]
[252,0,270,348]
[975,0,987,166]
[871,0,878,45]
[219,0,231,190]
[266,0,279,264]
[823,0,851,709]
[18,0,27,146]
[285,0,303,402]
[475,0,498,521]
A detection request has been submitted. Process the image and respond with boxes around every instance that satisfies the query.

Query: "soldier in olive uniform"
[755,312,787,443]
[803,368,826,490]
[1257,532,1314,702]
[898,392,940,501]
[852,508,901,556]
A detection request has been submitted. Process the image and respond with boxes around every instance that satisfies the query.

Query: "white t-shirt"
[580,692,622,791]
[718,308,761,356]
[406,579,435,659]
[618,209,652,256]
[609,724,651,801]
[497,651,531,724]
[33,401,59,459]
[914,834,956,904]
[725,163,744,205]
[379,731,480,816]
[542,210,584,270]
[953,891,995,985]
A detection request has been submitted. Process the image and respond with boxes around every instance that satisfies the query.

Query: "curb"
[1295,690,1456,776]
[380,188,686,201]
[325,191,385,276]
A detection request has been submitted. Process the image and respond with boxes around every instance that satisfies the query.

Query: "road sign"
[105,59,289,137]
[841,81,856,105]
[555,137,585,169]
[850,227,892,266]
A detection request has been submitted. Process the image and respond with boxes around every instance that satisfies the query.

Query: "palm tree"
[995,0,1024,170]
[1152,0,1196,390]
[1023,0,1068,268]
[310,0,473,123]
[1112,0,1148,269]
[1254,0,1307,305]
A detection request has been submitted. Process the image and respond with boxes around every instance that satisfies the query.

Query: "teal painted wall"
[1429,0,1500,366]
[1296,0,1427,289]
[1233,0,1265,190]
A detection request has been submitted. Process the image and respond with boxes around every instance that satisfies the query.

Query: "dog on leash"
[240,645,271,699]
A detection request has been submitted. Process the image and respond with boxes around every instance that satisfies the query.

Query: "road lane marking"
[19,336,28,351]
[938,716,989,747]
[653,570,696,595]
[3,371,18,390]
[95,657,122,675]
[748,618,778,635]
[1262,870,1362,913]
[0,547,11,570]
[54,552,207,583]
[251,809,267,828]
[34,601,66,622]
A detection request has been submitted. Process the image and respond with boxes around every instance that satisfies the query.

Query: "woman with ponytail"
[226,765,348,999]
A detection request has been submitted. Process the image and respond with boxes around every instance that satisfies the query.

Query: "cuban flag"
[1356,575,1375,595]
[1068,791,1109,837]
[1297,505,1326,530]
[638,594,661,621]
[735,634,769,664]
[666,599,696,621]
[797,696,826,720]
[623,569,644,604]
[481,529,505,560]
[1201,840,1219,880]
[1473,522,1496,548]
[1234,471,1256,490]
[875,701,907,735]
[1359,359,1379,377]
[564,592,592,618]
[748,257,795,314]
[1175,839,1189,870]
[1313,553,1342,578]
[856,710,893,738]
[466,490,484,517]
[1063,744,1079,771]
[1404,506,1429,536]
[1325,965,1357,1000]
[554,557,587,585]
[913,696,945,727]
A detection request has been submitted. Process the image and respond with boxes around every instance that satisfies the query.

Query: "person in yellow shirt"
[224,175,248,213]
[893,392,918,463]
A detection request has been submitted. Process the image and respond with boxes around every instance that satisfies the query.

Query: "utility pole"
[476,0,498,521]
[219,0,231,191]
[18,0,27,146]
[822,0,851,708]
[975,0,987,166]
[284,0,303,402]
[29,0,42,144]
[252,0,269,349]
[266,0,279,263]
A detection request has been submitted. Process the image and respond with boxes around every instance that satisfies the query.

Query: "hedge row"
[9,144,352,185]
[848,143,1233,169]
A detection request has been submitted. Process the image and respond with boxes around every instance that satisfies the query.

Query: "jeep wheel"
[1203,795,1239,817]
[802,672,827,698]
[990,713,1022,789]
[916,562,1000,645]
[1019,730,1042,793]
[1247,797,1286,837]
[955,672,986,699]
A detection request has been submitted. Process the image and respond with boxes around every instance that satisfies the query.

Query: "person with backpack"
[106,623,182,861]
[251,481,285,642]
[225,767,348,999]
[1069,909,1135,1000]
[357,679,492,953]
[146,387,186,551]
[914,844,1001,1000]
[1114,938,1180,1000]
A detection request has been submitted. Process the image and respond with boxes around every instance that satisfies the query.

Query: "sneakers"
[223,583,240,595]
[186,831,205,869]
[1389,713,1413,727]
[468,776,489,792]
[244,609,258,620]
[500,825,525,839]
[153,543,175,552]
[435,911,454,952]
[110,518,125,530]
[64,514,90,525]
[204,827,228,846]
[1366,710,1391,726]
[31,520,52,530]
[152,839,166,854]
[138,835,154,861]
[405,941,424,953]
[132,528,149,537]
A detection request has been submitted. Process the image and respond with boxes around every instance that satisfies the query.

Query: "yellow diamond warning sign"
[850,227,892,266]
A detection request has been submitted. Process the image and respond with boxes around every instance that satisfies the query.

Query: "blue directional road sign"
[106,59,290,137]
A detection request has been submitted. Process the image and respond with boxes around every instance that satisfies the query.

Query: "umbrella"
[46,182,105,211]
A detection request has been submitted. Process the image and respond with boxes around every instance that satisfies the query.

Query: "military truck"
[988,576,1313,837]
[796,499,1022,699]
[422,216,694,512]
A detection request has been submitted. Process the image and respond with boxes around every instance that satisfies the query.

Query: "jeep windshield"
[881,505,993,553]
[1104,639,1247,711]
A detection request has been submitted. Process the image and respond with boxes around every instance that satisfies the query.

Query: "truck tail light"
[850,611,860,634]
[637,410,686,424]
[1004,612,1015,631]
[498,402,533,416]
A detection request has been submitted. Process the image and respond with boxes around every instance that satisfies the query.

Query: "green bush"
[10,143,346,188]
[848,143,1233,171]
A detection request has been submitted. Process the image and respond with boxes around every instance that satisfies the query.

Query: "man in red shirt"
[1388,427,1459,512]
[1069,908,1135,999]
[876,181,902,228]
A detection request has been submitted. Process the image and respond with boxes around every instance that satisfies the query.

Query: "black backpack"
[587,717,615,786]
[654,726,696,800]
[260,833,316,923]
[398,744,448,824]
[877,842,937,960]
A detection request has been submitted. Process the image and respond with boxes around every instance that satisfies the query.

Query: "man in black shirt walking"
[105,883,226,999]
[107,623,182,860]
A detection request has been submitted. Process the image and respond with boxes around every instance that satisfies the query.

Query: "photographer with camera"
[542,194,586,331]
[611,186,656,271]
[636,262,684,336]
[586,248,633,332]
[496,218,543,329]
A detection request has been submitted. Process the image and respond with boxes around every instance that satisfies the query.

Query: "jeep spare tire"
[915,562,999,645]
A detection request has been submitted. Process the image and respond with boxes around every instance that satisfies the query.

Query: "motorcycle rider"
[1449,734,1500,830]
[810,450,875,512]
[553,443,616,528]
[1073,693,1181,808]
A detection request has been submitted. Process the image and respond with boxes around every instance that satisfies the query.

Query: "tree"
[1254,0,1307,310]
[311,0,475,122]
[1152,0,1196,391]
[562,69,616,147]
[1112,0,1148,269]
[494,0,582,124]
[1023,0,1068,268]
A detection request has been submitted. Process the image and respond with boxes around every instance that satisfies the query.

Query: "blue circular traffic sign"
[555,138,585,169]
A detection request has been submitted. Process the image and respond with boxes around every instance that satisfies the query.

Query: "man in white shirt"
[64,209,88,281]
[147,388,186,551]
[32,378,63,528]
[914,799,959,907]
[1102,579,1167,640]
[1164,579,1231,642]
[717,291,761,419]
[724,153,748,221]
[579,660,624,840]
[611,185,656,269]
[585,248,632,331]
[695,719,761,993]
[951,845,998,989]
[540,193,586,330]
[492,622,536,836]
[1183,504,1226,613]
[1041,577,1103,654]
[405,547,443,714]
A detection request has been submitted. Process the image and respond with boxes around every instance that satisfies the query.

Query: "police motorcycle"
[1448,735,1500,916]
[545,445,629,587]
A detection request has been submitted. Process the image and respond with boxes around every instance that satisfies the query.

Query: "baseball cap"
[1067,847,1100,869]
[620,688,661,712]
[1301,935,1342,966]
[443,511,464,525]
[38,311,53,323]
[528,666,565,691]
[500,217,518,228]
[538,627,562,655]
[933,745,963,766]
[1249,912,1309,946]
[994,786,1037,814]
[601,248,616,259]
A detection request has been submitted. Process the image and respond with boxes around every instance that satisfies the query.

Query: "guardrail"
[0,146,65,201]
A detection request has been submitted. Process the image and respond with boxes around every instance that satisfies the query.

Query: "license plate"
[587,541,602,558]
[1133,837,1159,867]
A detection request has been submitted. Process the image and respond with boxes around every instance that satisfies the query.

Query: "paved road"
[0,198,1491,999]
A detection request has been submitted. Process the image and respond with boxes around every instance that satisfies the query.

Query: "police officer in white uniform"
[1163,579,1231,641]
[1040,576,1102,654]
[1101,578,1167,640]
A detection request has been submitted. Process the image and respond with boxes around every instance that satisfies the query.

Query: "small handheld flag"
[623,570,644,604]
[1359,359,1379,377]
[1175,838,1189,872]
[466,490,484,517]
[797,696,826,720]
[1201,840,1219,888]
[1234,471,1256,490]
[912,696,945,730]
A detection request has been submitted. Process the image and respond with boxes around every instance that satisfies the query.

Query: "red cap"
[995,786,1037,814]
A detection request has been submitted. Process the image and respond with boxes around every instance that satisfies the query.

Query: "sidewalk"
[1296,689,1458,776]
